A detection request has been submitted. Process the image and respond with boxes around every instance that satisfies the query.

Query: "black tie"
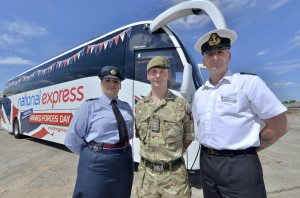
[111,99,129,143]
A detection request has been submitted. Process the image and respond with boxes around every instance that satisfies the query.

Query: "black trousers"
[200,150,267,198]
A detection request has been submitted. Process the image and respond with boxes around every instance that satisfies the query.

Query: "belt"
[86,140,129,154]
[201,145,257,156]
[141,157,184,172]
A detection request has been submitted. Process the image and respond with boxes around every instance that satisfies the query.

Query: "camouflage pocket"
[163,113,184,144]
[136,115,150,142]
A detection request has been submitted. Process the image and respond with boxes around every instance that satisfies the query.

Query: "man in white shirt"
[192,29,290,198]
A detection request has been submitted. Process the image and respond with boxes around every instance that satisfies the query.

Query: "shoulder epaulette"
[240,72,256,76]
[85,98,99,102]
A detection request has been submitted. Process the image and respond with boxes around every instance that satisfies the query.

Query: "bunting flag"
[120,32,125,41]
[80,49,84,57]
[5,27,132,89]
[87,45,91,54]
[114,35,119,45]
[94,45,98,53]
[109,38,114,48]
[50,63,55,71]
[57,61,63,68]
[99,42,103,52]
[126,28,131,37]
[90,45,95,53]
[104,41,108,50]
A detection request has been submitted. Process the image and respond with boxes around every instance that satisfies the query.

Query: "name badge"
[221,95,237,103]
[151,116,160,132]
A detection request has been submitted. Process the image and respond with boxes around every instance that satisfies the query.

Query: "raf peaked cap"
[195,29,237,55]
[98,66,125,81]
[147,56,170,71]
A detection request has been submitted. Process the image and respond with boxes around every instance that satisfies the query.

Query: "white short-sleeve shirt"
[192,70,287,150]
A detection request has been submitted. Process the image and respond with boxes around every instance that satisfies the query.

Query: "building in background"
[284,102,300,115]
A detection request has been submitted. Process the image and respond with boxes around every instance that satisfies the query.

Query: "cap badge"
[208,33,221,46]
[110,69,117,76]
[111,70,116,75]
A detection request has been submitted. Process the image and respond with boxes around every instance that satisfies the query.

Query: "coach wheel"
[13,119,22,139]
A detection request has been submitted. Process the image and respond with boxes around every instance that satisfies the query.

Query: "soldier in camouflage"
[135,56,195,198]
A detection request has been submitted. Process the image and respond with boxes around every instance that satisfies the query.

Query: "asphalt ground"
[0,114,299,198]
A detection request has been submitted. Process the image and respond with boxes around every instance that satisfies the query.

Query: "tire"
[13,119,23,139]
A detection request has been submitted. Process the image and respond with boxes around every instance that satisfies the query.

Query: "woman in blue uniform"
[64,66,134,198]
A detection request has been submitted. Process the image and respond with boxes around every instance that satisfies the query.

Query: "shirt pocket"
[216,93,240,115]
[163,112,184,144]
[136,114,150,142]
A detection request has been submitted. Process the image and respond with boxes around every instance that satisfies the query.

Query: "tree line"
[283,100,298,104]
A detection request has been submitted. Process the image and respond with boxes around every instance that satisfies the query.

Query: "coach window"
[134,49,183,91]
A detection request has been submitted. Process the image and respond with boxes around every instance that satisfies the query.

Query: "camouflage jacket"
[135,90,194,163]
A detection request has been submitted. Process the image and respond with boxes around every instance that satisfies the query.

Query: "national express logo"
[18,86,84,108]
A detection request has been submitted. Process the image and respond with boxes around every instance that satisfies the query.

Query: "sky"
[0,0,299,102]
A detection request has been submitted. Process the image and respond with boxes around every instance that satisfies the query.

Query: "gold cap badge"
[110,70,116,75]
[208,33,221,46]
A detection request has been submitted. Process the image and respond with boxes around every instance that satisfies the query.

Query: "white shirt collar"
[204,70,233,88]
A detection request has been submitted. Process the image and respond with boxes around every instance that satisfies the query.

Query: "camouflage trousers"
[137,161,191,198]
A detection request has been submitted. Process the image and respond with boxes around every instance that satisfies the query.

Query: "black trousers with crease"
[200,150,267,198]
